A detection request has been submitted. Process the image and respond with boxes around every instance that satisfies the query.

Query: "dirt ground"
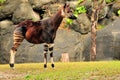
[0,71,25,80]
[0,71,120,80]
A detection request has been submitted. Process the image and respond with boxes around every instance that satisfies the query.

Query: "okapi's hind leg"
[10,33,24,69]
[43,44,48,69]
[48,43,55,68]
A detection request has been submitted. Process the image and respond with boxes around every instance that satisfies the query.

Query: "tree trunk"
[90,0,105,61]
[90,1,99,61]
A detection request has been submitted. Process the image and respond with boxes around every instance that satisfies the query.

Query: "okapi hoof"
[51,64,55,68]
[9,64,15,70]
[44,64,47,69]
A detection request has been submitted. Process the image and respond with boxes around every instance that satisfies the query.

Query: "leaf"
[66,18,73,25]
[117,10,120,16]
[0,0,6,4]
[75,6,87,14]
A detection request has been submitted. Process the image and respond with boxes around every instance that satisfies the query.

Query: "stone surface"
[69,13,91,34]
[12,1,40,24]
[0,0,21,20]
[0,20,14,63]
[28,0,56,9]
[112,0,120,15]
[83,18,120,61]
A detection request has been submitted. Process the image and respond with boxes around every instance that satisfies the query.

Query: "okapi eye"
[67,4,70,7]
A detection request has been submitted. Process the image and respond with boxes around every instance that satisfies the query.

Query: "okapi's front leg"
[10,47,16,69]
[48,43,55,68]
[43,44,48,68]
[10,33,24,69]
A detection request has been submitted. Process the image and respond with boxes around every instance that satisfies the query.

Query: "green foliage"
[0,0,6,4]
[117,9,120,16]
[25,75,32,80]
[66,18,73,25]
[65,0,87,26]
[78,0,84,4]
[75,6,87,14]
[105,0,115,3]
[66,6,87,26]
[97,24,105,30]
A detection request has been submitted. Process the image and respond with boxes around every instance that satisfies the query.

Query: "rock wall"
[0,0,120,63]
[83,18,120,61]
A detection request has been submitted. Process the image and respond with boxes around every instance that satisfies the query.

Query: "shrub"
[0,0,6,4]
[66,6,87,25]
[105,0,115,3]
[117,10,120,16]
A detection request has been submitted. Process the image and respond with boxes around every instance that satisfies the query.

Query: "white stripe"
[10,50,16,64]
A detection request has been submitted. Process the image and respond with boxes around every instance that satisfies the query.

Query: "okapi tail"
[15,20,33,37]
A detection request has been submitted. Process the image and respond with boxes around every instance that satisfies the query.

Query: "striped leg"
[48,43,55,68]
[43,44,48,68]
[10,33,24,69]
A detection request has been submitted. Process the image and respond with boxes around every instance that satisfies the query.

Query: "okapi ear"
[64,3,67,8]
[67,4,70,7]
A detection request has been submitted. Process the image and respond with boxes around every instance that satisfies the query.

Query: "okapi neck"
[51,10,64,30]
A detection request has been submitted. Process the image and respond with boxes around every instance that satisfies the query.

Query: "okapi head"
[61,3,77,19]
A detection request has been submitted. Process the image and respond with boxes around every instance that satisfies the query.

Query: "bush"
[0,0,6,4]
[105,0,115,3]
[66,6,87,25]
[117,10,120,16]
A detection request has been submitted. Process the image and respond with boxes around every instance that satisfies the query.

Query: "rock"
[0,0,21,20]
[55,29,83,61]
[0,20,14,63]
[43,3,62,18]
[66,1,78,9]
[99,18,113,26]
[69,13,91,34]
[83,18,120,61]
[12,0,40,24]
[28,0,56,9]
[112,1,120,15]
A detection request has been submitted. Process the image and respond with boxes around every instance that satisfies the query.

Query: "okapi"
[9,3,77,69]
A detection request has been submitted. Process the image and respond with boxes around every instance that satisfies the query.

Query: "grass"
[0,61,120,80]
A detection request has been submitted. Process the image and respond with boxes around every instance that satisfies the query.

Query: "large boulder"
[69,13,91,34]
[83,18,120,61]
[28,0,56,9]
[12,0,40,24]
[0,20,14,63]
[55,29,84,61]
[0,0,40,24]
[0,0,21,20]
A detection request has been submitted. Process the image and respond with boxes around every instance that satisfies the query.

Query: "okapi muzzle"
[68,13,77,19]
